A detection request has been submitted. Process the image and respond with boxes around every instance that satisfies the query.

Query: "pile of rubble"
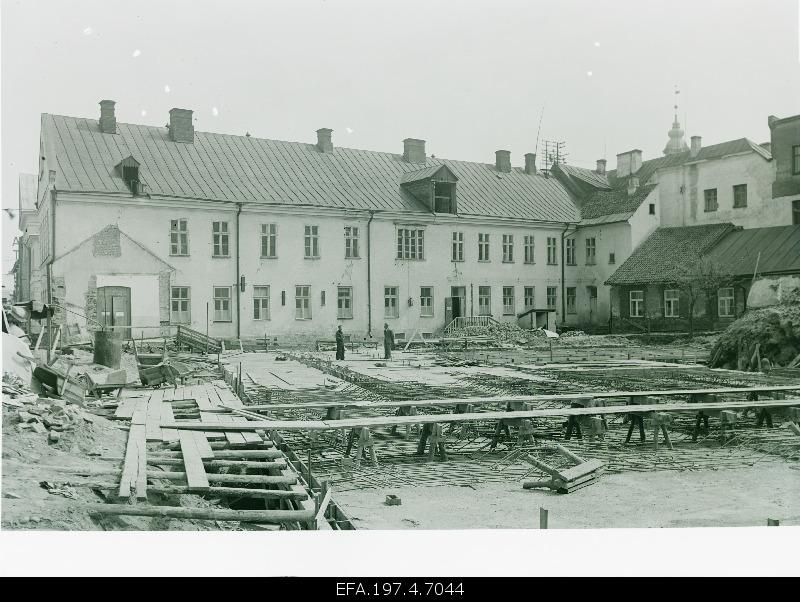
[709,289,800,370]
[455,322,549,344]
[3,373,85,445]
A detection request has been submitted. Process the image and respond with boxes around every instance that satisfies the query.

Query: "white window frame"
[566,287,577,314]
[344,226,360,259]
[664,289,679,318]
[451,232,464,262]
[565,238,576,265]
[253,285,270,320]
[295,285,312,320]
[524,286,535,309]
[170,286,191,324]
[629,290,644,318]
[524,235,535,264]
[212,221,230,257]
[585,238,596,265]
[547,237,558,265]
[502,286,515,315]
[213,286,232,322]
[718,287,735,318]
[478,233,490,262]
[304,226,320,258]
[478,286,492,316]
[337,286,353,319]
[261,223,277,258]
[502,235,514,263]
[420,287,434,317]
[384,286,399,319]
[170,218,189,256]
[546,286,557,309]
[396,228,424,260]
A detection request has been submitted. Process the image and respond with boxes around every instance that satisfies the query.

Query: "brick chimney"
[403,138,426,163]
[524,153,537,175]
[316,128,333,153]
[495,150,511,173]
[596,159,607,174]
[169,108,194,143]
[690,136,702,158]
[99,100,117,134]
[627,176,639,196]
[616,149,642,178]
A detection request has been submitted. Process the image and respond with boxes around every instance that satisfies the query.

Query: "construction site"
[3,313,799,531]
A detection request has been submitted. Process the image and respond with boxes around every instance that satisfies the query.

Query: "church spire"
[663,85,689,155]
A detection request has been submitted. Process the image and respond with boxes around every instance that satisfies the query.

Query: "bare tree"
[669,255,734,337]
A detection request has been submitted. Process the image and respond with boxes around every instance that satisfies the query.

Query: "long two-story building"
[23,100,584,343]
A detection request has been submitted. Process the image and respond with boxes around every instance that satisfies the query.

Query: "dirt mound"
[709,289,800,369]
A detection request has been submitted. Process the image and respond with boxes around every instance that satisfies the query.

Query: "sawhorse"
[450,403,478,439]
[417,423,447,460]
[345,427,378,468]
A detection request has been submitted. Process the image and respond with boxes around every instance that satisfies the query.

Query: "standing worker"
[335,325,345,361]
[383,322,395,360]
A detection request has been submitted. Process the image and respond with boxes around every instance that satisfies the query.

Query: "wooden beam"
[84,503,313,523]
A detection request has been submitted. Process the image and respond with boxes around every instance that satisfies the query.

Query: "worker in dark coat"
[335,325,345,360]
[383,323,395,360]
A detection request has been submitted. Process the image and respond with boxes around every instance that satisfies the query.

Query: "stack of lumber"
[523,445,605,494]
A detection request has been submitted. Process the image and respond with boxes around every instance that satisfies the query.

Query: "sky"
[2,0,799,286]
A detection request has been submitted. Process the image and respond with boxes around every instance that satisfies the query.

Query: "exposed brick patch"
[85,275,97,329]
[92,225,122,257]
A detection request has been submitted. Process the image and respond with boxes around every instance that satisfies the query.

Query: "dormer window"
[116,156,141,195]
[400,164,458,215]
[433,181,455,213]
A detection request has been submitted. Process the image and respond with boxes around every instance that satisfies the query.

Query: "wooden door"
[96,286,131,339]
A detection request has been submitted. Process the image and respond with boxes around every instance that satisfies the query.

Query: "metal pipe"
[366,211,375,337]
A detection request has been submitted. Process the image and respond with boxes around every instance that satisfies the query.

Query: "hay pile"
[709,289,800,370]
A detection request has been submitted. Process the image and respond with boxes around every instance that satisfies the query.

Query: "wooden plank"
[193,431,214,459]
[130,401,148,426]
[220,415,247,446]
[193,386,212,411]
[179,431,210,491]
[119,424,146,499]
[135,428,147,500]
[146,395,164,442]
[555,459,605,482]
[114,399,137,419]
[159,398,800,432]
[231,415,262,444]
[161,404,179,443]
[204,382,223,407]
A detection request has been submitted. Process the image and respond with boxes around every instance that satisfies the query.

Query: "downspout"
[366,211,375,337]
[46,189,57,362]
[560,222,570,326]
[235,202,242,340]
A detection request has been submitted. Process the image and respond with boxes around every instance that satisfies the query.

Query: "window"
[793,145,800,175]
[170,219,189,256]
[502,235,514,263]
[733,184,748,209]
[547,237,558,264]
[304,226,320,258]
[629,290,644,318]
[321,290,326,307]
[344,226,359,259]
[649,203,656,215]
[451,232,464,262]
[704,189,718,212]
[384,286,399,318]
[794,200,800,225]
[397,228,424,260]
[295,286,312,320]
[546,286,557,309]
[420,287,433,317]
[566,238,576,265]
[478,286,492,316]
[502,286,515,315]
[212,221,229,257]
[609,252,616,265]
[524,235,535,264]
[524,286,535,309]
[478,233,490,261]
[585,237,596,265]
[566,287,576,314]
[664,289,679,318]
[253,286,270,320]
[718,287,735,318]
[213,287,231,322]
[433,181,455,213]
[337,287,353,319]
[170,287,190,324]
[261,224,277,258]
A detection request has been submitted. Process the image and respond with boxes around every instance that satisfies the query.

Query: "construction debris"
[523,445,605,493]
